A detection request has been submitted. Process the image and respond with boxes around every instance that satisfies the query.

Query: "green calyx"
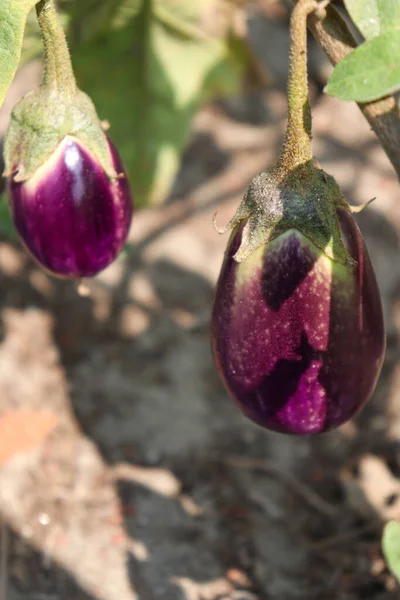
[214,0,357,267]
[214,161,354,266]
[3,0,117,181]
[4,87,117,181]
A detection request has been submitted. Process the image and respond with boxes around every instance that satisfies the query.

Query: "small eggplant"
[3,0,133,279]
[211,205,385,435]
[211,0,385,435]
[8,136,132,278]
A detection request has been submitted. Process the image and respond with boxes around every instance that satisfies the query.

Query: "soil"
[1,5,400,600]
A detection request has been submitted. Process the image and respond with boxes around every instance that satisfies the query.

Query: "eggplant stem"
[36,0,77,98]
[276,0,330,175]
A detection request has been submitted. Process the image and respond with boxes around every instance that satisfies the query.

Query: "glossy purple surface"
[8,136,133,278]
[211,208,385,435]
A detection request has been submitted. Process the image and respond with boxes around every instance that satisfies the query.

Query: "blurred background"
[0,1,400,599]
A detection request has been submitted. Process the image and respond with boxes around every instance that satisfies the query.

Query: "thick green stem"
[276,0,328,175]
[36,0,77,97]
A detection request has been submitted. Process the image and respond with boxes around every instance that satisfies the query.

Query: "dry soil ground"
[1,7,400,600]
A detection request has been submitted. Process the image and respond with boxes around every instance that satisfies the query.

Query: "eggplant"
[8,136,132,278]
[212,206,385,434]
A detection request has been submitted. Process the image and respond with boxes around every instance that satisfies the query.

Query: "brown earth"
[1,6,400,600]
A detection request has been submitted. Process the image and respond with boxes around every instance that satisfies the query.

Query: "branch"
[307,3,400,179]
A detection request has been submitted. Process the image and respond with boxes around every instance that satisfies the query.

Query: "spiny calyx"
[214,161,354,266]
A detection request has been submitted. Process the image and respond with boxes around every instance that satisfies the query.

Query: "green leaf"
[344,0,400,39]
[0,194,17,241]
[0,1,40,107]
[71,0,250,205]
[344,0,380,39]
[16,0,252,206]
[378,0,400,34]
[325,30,400,102]
[383,520,400,582]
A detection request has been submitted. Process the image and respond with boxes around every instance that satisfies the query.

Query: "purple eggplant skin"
[211,207,385,435]
[8,135,132,279]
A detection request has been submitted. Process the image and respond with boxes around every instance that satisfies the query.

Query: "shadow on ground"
[0,170,399,599]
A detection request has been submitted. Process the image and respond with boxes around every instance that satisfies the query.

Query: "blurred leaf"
[16,0,252,205]
[0,1,41,107]
[378,0,400,33]
[344,0,380,39]
[60,0,141,42]
[383,520,400,582]
[325,30,400,102]
[71,0,250,205]
[344,0,400,39]
[0,193,17,241]
[20,9,42,65]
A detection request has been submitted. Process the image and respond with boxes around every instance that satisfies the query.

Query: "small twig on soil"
[225,455,338,518]
[298,1,400,180]
[310,519,381,550]
[0,520,8,600]
[111,462,181,497]
[248,489,285,520]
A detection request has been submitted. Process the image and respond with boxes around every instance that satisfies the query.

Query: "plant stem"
[305,2,400,181]
[277,0,328,175]
[36,0,77,97]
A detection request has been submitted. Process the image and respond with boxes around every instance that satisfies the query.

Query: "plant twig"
[225,455,338,517]
[311,519,380,550]
[299,2,400,180]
